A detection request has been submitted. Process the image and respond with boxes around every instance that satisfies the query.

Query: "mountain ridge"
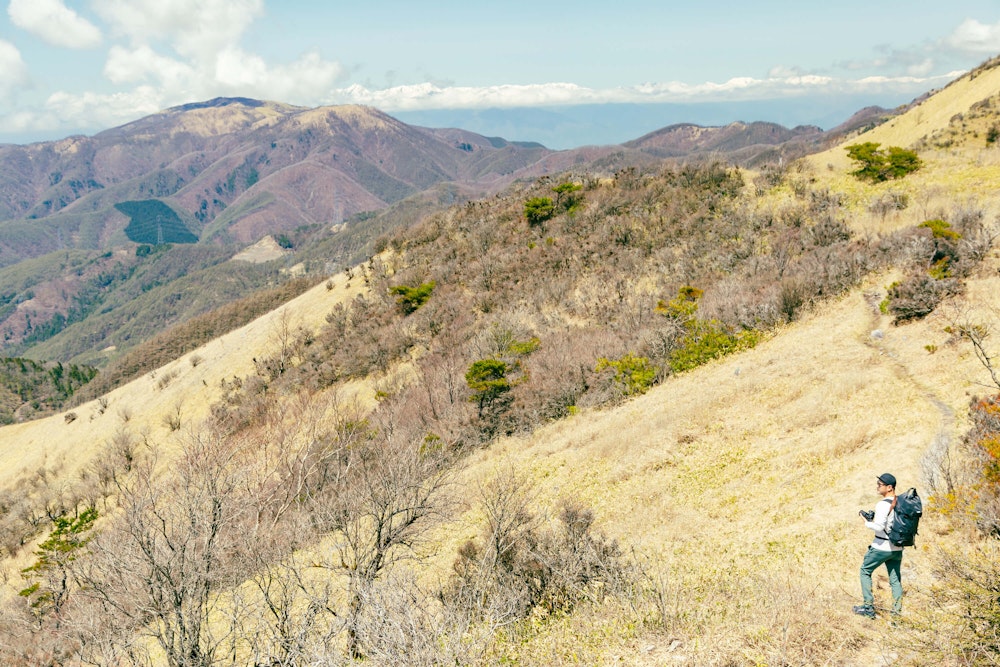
[1,61,1000,663]
[0,97,862,368]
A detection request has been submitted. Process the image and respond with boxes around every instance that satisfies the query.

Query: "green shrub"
[595,353,656,397]
[846,142,921,182]
[551,182,583,214]
[655,285,702,321]
[655,286,761,373]
[524,197,555,226]
[509,336,541,356]
[390,280,435,315]
[669,321,761,373]
[19,507,98,616]
[466,358,512,418]
[919,219,962,241]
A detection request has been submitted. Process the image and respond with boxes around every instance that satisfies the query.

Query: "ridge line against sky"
[1,0,999,146]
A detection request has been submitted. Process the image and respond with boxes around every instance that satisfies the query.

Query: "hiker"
[854,472,904,619]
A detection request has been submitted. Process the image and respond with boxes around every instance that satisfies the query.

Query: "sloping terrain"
[805,55,1000,231]
[625,120,824,164]
[0,99,563,262]
[1,60,1000,665]
[0,100,643,367]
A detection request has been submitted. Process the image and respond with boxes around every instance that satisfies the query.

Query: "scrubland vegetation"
[6,63,1000,666]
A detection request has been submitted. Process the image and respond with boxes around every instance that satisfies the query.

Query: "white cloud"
[44,86,165,128]
[0,39,28,97]
[945,19,1000,55]
[89,0,344,112]
[906,59,935,77]
[93,0,262,59]
[328,72,951,111]
[8,0,101,49]
[104,44,193,86]
[212,48,343,102]
[26,42,343,137]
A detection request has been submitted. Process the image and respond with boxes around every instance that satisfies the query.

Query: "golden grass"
[2,243,997,664]
[0,268,368,490]
[6,62,1000,662]
[419,254,1000,663]
[799,62,1000,237]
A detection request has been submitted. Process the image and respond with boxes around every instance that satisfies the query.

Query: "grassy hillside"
[0,357,96,423]
[1,62,1000,665]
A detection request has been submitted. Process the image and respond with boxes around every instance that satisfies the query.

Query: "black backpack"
[887,488,922,547]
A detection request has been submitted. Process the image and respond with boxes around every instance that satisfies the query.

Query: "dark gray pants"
[860,547,902,613]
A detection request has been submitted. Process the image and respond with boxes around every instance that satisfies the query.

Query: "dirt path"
[860,287,956,495]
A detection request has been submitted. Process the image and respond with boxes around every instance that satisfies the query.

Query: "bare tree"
[76,430,255,667]
[310,410,452,659]
[958,320,1000,391]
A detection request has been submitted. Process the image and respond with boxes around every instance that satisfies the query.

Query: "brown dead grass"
[0,268,369,490]
[424,254,1000,664]
[5,63,1000,662]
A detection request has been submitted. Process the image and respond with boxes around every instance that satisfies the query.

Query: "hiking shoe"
[852,604,876,619]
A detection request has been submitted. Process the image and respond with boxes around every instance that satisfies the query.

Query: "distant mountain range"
[0,98,898,269]
[0,96,898,369]
[392,93,915,149]
[0,99,576,267]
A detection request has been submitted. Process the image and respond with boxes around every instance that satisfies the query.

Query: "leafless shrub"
[162,402,182,431]
[155,368,179,390]
[0,462,67,558]
[75,428,270,666]
[953,206,1000,271]
[900,540,1000,664]
[868,190,909,219]
[81,429,141,510]
[443,467,633,633]
[351,574,494,667]
[305,407,453,659]
[886,273,962,324]
[807,214,851,247]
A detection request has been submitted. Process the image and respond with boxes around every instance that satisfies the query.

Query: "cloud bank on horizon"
[0,0,999,142]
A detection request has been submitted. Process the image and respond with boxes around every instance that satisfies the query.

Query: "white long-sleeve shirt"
[866,496,903,552]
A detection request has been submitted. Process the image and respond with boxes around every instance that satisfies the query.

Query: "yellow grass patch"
[0,268,368,489]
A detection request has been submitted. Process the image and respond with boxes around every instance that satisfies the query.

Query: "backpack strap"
[876,497,894,540]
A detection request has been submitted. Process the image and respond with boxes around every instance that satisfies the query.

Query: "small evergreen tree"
[19,507,98,622]
[524,197,555,226]
[846,142,922,182]
[465,359,512,418]
[390,281,435,315]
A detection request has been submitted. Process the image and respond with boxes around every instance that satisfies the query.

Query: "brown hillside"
[0,99,624,263]
[3,63,1000,664]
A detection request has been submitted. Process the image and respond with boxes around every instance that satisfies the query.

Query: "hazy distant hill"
[0,95,901,367]
[0,99,575,266]
[392,93,918,149]
[624,120,825,165]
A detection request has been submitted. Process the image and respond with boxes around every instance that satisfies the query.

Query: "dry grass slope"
[4,61,1000,664]
[0,268,366,491]
[805,59,1000,234]
[439,264,1000,664]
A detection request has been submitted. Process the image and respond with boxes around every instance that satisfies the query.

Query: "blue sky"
[2,0,1000,144]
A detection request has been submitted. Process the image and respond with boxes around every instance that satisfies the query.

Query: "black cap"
[877,473,896,487]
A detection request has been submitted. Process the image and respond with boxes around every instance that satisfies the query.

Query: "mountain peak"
[167,97,270,112]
